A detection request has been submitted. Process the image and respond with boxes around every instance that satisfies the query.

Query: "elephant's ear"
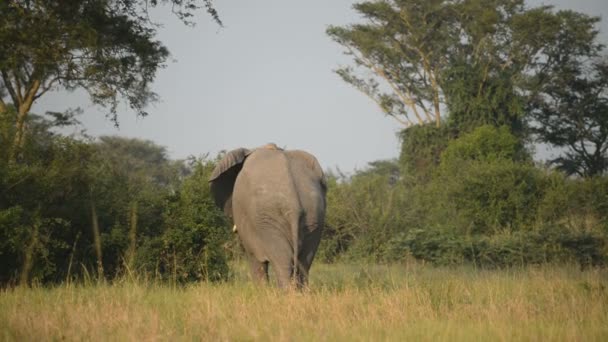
[209,148,252,216]
[286,150,327,192]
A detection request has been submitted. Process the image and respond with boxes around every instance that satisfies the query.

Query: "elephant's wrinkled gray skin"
[209,144,326,289]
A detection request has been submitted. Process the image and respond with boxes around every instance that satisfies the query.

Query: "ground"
[1,262,607,341]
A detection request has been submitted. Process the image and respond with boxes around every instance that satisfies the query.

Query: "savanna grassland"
[2,263,607,341]
[3,2,608,341]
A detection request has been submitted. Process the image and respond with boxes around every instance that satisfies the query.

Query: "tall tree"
[327,0,602,135]
[0,0,220,161]
[327,0,455,127]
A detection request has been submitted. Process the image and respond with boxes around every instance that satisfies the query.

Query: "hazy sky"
[38,0,608,172]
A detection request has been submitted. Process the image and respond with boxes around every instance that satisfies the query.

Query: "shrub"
[160,158,231,282]
[320,160,411,263]
[399,124,453,181]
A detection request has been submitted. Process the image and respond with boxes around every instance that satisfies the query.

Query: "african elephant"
[209,143,327,289]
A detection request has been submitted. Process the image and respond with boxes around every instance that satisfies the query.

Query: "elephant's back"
[234,149,300,207]
[235,149,323,212]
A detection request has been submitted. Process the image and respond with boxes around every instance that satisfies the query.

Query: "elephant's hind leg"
[250,259,269,284]
[296,226,322,289]
[269,257,296,290]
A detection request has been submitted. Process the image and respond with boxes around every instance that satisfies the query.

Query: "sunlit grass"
[1,263,607,341]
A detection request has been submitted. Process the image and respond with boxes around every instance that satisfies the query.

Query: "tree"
[0,0,220,161]
[327,0,602,135]
[88,136,185,276]
[0,111,95,284]
[327,0,454,127]
[531,57,608,177]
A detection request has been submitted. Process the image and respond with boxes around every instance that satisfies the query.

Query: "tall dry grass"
[1,263,607,341]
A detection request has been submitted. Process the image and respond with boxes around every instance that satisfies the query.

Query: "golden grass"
[1,263,607,341]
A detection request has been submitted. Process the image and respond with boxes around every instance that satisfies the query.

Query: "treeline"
[0,111,231,285]
[2,113,606,287]
[320,125,608,267]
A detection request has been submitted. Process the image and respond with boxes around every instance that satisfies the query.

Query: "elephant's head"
[209,144,326,217]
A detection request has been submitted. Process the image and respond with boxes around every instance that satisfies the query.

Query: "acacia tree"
[327,0,455,127]
[0,0,220,161]
[327,0,601,134]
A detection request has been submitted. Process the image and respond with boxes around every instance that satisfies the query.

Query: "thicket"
[0,111,231,285]
[1,115,607,286]
[320,125,608,267]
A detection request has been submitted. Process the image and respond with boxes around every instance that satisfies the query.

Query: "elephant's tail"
[291,213,303,285]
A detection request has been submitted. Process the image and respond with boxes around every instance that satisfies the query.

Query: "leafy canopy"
[327,0,602,135]
[0,0,220,160]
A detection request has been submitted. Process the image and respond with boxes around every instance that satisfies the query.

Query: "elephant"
[209,143,326,289]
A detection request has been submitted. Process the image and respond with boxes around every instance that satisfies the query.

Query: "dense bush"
[399,124,453,181]
[320,161,410,263]
[392,226,606,267]
[322,125,608,267]
[0,114,232,285]
[160,158,231,282]
[2,115,607,285]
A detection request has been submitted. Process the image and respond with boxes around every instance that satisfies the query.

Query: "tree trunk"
[11,107,29,159]
[126,201,138,270]
[90,196,104,279]
[8,79,41,163]
[20,222,39,286]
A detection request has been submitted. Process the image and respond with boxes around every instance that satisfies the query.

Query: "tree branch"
[12,70,25,104]
[33,76,60,101]
[353,49,426,125]
[345,74,414,127]
[414,47,442,126]
[0,96,7,113]
[407,88,432,122]
[1,70,21,107]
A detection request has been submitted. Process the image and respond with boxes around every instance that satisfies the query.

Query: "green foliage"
[397,126,608,266]
[0,0,169,122]
[435,159,543,233]
[324,125,608,267]
[530,58,608,177]
[328,0,605,157]
[0,111,232,285]
[440,125,527,164]
[160,158,231,282]
[396,226,606,268]
[327,0,455,126]
[430,126,538,232]
[321,160,411,263]
[0,0,221,119]
[0,1,222,161]
[0,123,95,284]
[324,0,608,266]
[399,124,453,181]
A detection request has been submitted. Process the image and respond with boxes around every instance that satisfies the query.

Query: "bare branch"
[349,47,426,125]
[413,47,442,126]
[33,76,61,101]
[13,70,26,105]
[1,70,21,107]
[407,88,432,122]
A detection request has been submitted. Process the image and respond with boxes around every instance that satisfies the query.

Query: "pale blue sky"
[38,0,608,172]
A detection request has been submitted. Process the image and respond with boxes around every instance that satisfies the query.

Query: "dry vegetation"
[1,263,607,341]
